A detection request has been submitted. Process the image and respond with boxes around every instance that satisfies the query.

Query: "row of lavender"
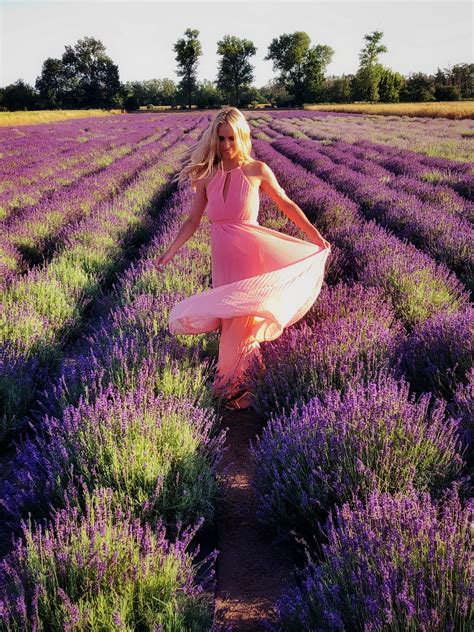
[246,137,472,631]
[0,116,162,219]
[0,115,206,442]
[0,114,228,629]
[0,115,191,287]
[261,116,474,293]
[272,115,474,216]
[256,112,474,199]
[249,109,474,163]
[0,114,175,193]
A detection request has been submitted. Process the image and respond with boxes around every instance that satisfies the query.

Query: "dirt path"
[214,407,295,631]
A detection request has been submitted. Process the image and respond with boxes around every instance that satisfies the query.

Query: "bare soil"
[213,406,295,631]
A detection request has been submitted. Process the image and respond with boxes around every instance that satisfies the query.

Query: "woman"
[156,107,331,410]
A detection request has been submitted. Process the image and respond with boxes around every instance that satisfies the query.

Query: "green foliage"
[1,79,38,111]
[123,93,139,112]
[216,35,257,106]
[124,78,177,107]
[194,79,223,109]
[173,28,203,109]
[265,32,334,106]
[378,68,404,102]
[399,72,436,102]
[34,36,121,110]
[351,31,388,102]
[434,85,462,101]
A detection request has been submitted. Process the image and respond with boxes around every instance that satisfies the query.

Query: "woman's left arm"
[259,162,331,250]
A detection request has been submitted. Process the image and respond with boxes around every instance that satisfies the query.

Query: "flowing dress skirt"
[169,220,331,397]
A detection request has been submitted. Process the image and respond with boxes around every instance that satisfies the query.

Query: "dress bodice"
[205,163,260,226]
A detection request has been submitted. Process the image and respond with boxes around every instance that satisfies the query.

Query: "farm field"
[0,110,472,630]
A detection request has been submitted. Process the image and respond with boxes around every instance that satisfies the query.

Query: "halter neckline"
[220,160,246,173]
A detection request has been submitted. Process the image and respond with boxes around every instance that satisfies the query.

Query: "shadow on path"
[214,406,295,631]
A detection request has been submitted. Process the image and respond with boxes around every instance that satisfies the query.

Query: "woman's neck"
[220,156,243,171]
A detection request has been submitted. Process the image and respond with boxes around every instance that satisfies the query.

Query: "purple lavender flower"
[0,487,216,629]
[274,484,472,631]
[250,372,465,541]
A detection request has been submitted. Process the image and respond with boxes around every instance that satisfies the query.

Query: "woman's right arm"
[155,178,208,267]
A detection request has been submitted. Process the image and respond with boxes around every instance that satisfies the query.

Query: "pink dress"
[168,161,331,398]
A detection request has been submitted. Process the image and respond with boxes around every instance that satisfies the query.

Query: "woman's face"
[217,122,239,160]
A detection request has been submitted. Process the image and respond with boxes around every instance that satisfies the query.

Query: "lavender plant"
[0,487,215,631]
[274,484,472,632]
[398,305,473,400]
[1,378,225,535]
[250,372,465,541]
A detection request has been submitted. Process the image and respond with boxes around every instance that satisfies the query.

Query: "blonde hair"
[174,107,256,190]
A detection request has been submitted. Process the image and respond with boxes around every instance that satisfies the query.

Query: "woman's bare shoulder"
[242,159,265,176]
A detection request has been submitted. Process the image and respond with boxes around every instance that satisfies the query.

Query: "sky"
[1,0,472,88]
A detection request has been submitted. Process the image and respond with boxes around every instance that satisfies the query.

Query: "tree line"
[1,30,472,111]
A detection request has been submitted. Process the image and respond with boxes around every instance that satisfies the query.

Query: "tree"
[324,74,354,103]
[259,78,292,107]
[35,58,66,108]
[1,79,38,110]
[160,78,178,106]
[61,36,121,108]
[174,28,202,109]
[123,94,139,112]
[399,72,436,102]
[265,32,334,106]
[378,68,404,102]
[352,30,388,101]
[215,35,257,106]
[195,79,223,108]
[34,36,121,109]
[434,63,472,100]
[435,84,461,101]
[448,63,473,98]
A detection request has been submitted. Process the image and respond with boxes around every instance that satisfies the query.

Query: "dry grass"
[303,101,474,119]
[0,109,122,126]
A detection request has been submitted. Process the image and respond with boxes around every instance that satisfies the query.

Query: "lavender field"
[0,110,472,630]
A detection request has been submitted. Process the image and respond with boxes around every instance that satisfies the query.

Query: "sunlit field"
[304,99,474,119]
[0,109,122,126]
[0,109,472,630]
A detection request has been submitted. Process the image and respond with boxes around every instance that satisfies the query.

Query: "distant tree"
[1,79,38,110]
[123,78,177,106]
[194,79,223,108]
[240,85,266,107]
[303,44,335,102]
[34,36,121,109]
[215,35,257,106]
[378,68,404,102]
[352,30,388,101]
[174,28,202,109]
[433,67,446,90]
[259,78,292,107]
[433,63,471,100]
[160,78,178,106]
[399,72,436,102]
[35,58,66,108]
[265,32,334,106]
[324,74,354,103]
[448,63,473,98]
[60,36,121,108]
[435,84,461,101]
[123,94,140,112]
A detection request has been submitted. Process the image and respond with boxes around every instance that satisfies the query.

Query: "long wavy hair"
[174,107,256,190]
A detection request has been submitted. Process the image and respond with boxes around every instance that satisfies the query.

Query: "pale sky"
[1,0,472,88]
